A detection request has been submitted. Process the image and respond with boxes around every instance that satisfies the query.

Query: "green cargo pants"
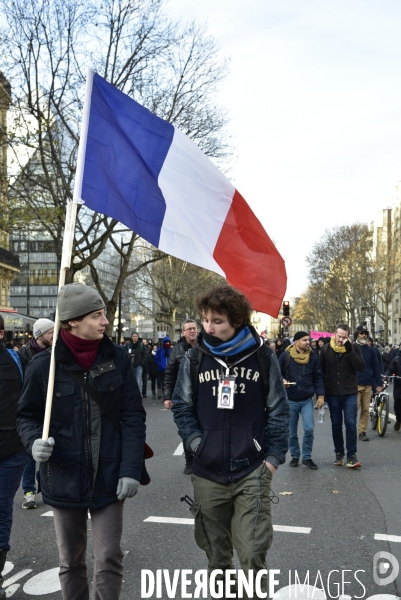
[191,462,274,599]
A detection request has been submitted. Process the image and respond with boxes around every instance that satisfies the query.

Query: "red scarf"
[61,329,101,371]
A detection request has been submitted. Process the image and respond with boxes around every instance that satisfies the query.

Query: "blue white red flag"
[78,70,287,316]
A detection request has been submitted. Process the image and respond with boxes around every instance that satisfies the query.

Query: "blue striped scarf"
[202,326,258,357]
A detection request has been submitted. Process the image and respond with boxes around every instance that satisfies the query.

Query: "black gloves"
[344,340,352,353]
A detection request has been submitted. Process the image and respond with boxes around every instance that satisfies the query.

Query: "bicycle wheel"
[377,394,389,436]
[370,402,378,430]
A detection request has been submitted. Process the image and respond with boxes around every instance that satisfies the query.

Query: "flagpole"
[42,67,95,440]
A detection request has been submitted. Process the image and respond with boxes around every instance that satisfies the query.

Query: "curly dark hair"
[195,285,252,327]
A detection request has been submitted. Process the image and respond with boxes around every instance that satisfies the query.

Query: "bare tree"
[0,0,231,329]
[293,285,345,332]
[128,255,225,338]
[306,223,372,331]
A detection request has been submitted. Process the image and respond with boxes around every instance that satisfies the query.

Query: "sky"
[166,0,401,301]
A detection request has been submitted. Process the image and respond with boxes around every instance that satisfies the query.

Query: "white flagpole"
[42,68,95,440]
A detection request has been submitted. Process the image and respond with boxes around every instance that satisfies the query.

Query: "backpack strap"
[256,344,272,401]
[7,348,24,383]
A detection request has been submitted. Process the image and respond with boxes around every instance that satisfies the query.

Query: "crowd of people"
[1,283,401,599]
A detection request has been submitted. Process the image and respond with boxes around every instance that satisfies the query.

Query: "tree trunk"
[105,299,117,338]
[385,302,389,342]
[170,307,177,341]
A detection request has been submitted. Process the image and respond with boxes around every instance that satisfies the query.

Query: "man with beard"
[172,285,289,597]
[18,318,54,509]
[320,324,365,467]
[279,332,324,470]
[353,326,382,442]
[18,318,54,366]
[164,319,198,474]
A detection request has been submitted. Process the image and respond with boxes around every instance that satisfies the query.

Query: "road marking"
[41,511,91,519]
[3,562,13,577]
[4,583,20,596]
[144,517,311,533]
[273,525,311,534]
[173,443,184,455]
[4,569,32,587]
[389,412,396,421]
[145,516,194,524]
[23,567,61,595]
[375,533,401,542]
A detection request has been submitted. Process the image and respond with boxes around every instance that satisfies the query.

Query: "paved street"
[4,385,401,599]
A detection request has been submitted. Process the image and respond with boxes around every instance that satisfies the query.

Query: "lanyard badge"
[217,375,235,409]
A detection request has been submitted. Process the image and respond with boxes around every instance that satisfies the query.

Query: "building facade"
[0,72,20,310]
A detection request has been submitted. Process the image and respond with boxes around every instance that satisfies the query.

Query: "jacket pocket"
[96,375,124,411]
[44,449,81,501]
[195,429,224,472]
[52,384,76,423]
[229,425,260,471]
[96,375,124,393]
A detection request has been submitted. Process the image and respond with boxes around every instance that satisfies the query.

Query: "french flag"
[78,71,286,316]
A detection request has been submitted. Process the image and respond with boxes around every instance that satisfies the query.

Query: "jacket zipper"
[82,372,94,504]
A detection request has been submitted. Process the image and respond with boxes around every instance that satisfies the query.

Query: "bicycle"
[370,381,390,436]
[370,375,401,436]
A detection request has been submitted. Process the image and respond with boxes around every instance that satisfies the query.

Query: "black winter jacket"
[149,352,159,377]
[126,339,148,368]
[17,334,146,510]
[382,352,391,371]
[18,340,37,366]
[319,342,364,396]
[279,348,325,401]
[164,339,193,400]
[0,341,25,461]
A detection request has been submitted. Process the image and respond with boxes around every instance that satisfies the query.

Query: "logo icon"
[373,551,399,586]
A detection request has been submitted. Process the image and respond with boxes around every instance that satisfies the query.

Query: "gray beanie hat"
[57,283,105,321]
[33,318,55,340]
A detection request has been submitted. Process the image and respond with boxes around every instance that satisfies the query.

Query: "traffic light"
[283,301,290,316]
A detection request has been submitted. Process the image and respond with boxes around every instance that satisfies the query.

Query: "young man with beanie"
[18,317,55,509]
[0,315,28,600]
[279,332,325,470]
[320,324,365,468]
[17,283,146,600]
[172,285,289,597]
